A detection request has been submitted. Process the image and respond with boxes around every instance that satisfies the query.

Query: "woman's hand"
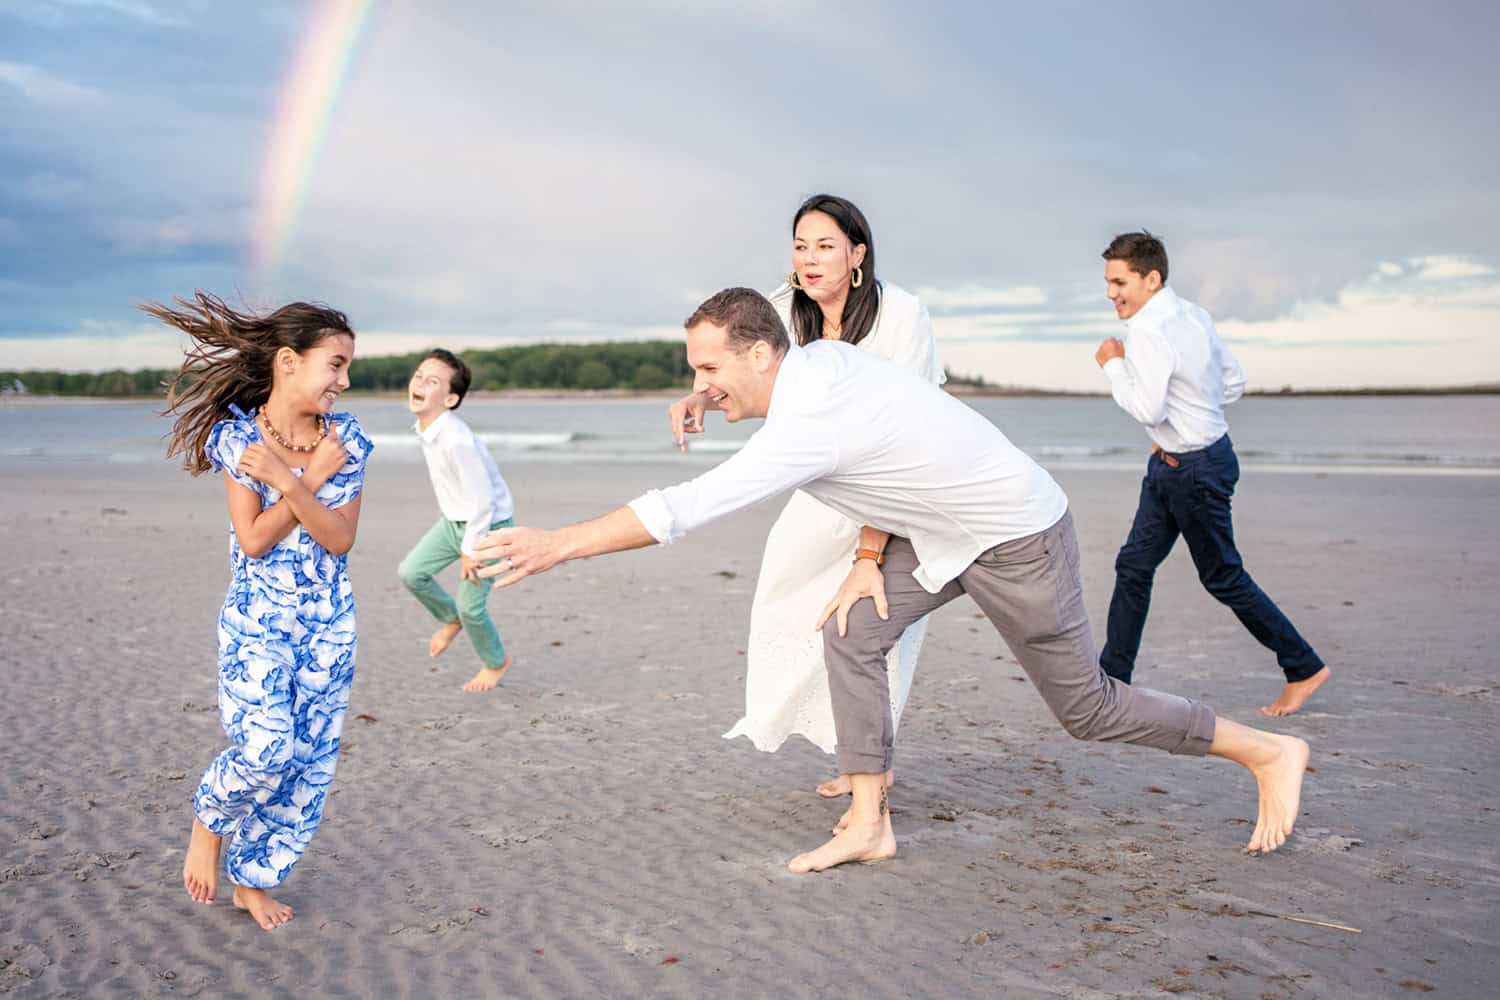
[668,391,710,451]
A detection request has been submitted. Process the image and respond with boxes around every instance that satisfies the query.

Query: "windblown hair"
[684,287,790,356]
[788,193,881,347]
[1102,230,1170,284]
[148,291,355,475]
[425,348,472,408]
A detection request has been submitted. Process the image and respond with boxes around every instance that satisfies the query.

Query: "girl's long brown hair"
[147,292,354,475]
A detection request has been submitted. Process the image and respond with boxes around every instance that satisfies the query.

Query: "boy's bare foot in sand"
[429,620,463,657]
[1208,717,1310,853]
[1262,666,1332,717]
[462,654,512,693]
[183,818,222,903]
[233,885,293,930]
[816,768,895,798]
[789,776,897,873]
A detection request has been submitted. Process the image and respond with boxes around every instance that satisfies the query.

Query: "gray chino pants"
[823,509,1217,775]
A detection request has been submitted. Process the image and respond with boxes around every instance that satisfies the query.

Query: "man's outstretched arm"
[474,507,657,587]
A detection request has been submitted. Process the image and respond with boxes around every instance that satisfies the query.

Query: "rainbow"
[251,0,379,276]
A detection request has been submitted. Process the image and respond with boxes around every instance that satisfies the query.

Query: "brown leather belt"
[1151,444,1181,468]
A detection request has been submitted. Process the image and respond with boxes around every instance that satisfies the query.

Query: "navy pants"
[1100,435,1323,684]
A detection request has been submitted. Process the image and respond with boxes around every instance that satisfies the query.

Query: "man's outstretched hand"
[474,526,565,587]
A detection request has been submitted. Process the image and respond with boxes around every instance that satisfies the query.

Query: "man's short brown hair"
[684,287,790,356]
[1102,231,1169,284]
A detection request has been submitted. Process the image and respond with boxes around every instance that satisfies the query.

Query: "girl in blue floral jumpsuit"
[153,292,371,931]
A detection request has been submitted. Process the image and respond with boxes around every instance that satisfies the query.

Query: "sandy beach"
[2,457,1497,998]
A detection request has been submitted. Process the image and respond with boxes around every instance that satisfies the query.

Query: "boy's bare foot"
[1261,666,1332,717]
[183,818,222,904]
[789,813,897,873]
[233,885,294,930]
[462,655,512,693]
[816,768,895,798]
[429,621,463,657]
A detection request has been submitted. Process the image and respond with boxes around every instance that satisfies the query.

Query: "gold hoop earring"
[851,267,863,289]
[788,270,802,289]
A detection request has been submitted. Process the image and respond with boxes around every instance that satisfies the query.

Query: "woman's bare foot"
[789,813,897,873]
[182,818,222,904]
[233,885,294,930]
[429,621,463,657]
[816,768,895,798]
[462,655,512,693]
[1261,666,1332,717]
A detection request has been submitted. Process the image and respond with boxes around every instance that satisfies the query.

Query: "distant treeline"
[2,341,691,397]
[3,340,995,397]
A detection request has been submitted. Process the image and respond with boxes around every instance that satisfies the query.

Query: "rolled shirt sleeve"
[628,418,839,544]
[1220,340,1247,405]
[1102,328,1176,428]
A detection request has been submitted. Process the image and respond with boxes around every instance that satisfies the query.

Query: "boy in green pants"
[398,349,517,692]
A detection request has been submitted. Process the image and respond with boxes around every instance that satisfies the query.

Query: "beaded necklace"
[259,410,327,453]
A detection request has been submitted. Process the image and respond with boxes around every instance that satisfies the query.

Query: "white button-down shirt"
[1101,286,1247,453]
[415,410,515,556]
[628,341,1069,593]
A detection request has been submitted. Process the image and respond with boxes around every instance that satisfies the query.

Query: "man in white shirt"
[1094,232,1331,717]
[398,349,519,693]
[477,287,1309,873]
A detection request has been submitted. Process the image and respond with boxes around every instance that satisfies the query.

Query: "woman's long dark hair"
[146,291,354,475]
[788,194,881,347]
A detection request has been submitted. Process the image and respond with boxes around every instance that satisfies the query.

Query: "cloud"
[915,283,1049,311]
[933,259,1500,391]
[1409,255,1496,281]
[1,0,186,28]
[0,60,101,103]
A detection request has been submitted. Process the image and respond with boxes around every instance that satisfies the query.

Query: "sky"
[2,0,1498,390]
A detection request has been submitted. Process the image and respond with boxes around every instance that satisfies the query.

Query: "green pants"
[397,517,513,668]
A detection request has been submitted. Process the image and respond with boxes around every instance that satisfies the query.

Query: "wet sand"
[2,457,1496,997]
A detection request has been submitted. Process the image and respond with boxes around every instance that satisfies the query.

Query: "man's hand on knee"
[817,560,890,638]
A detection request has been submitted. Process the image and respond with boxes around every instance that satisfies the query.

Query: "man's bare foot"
[816,768,895,798]
[462,655,512,693]
[1244,733,1310,853]
[1261,666,1332,717]
[182,818,222,904]
[429,621,463,657]
[233,885,294,930]
[789,813,897,873]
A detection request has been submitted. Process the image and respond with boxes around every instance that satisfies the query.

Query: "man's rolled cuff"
[626,490,681,545]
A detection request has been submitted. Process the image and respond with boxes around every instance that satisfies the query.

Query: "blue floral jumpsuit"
[193,407,372,888]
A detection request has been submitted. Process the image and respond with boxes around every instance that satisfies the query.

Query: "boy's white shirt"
[414,409,515,557]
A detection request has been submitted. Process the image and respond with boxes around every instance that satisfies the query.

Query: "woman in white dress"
[669,194,944,797]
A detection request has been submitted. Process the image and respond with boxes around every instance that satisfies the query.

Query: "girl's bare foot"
[462,655,512,693]
[233,885,294,930]
[429,621,463,657]
[816,768,895,798]
[1261,666,1332,717]
[183,818,222,904]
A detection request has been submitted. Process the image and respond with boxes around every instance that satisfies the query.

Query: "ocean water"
[2,393,1498,474]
